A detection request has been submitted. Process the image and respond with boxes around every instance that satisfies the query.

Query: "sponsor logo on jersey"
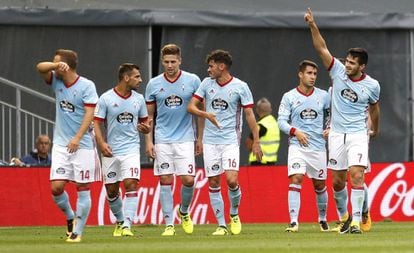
[328,159,338,166]
[341,88,358,103]
[117,112,133,125]
[164,95,183,108]
[292,162,301,169]
[300,109,318,120]
[56,167,65,174]
[211,98,228,110]
[107,172,116,178]
[59,100,75,113]
[160,163,170,169]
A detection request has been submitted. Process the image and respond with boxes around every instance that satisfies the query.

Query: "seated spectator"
[10,134,51,166]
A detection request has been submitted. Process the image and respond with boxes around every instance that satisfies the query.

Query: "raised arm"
[36,61,69,83]
[304,8,333,69]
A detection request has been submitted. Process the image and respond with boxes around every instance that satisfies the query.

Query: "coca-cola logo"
[368,163,414,218]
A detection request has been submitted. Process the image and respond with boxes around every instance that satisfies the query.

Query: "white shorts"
[328,130,369,171]
[287,145,327,180]
[154,142,195,176]
[50,145,102,183]
[102,153,141,184]
[203,143,239,177]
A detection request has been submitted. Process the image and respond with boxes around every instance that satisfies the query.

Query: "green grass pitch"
[0,222,413,253]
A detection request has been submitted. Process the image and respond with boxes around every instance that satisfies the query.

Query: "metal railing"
[0,76,55,163]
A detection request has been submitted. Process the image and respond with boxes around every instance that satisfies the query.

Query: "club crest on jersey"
[228,89,236,99]
[117,112,133,125]
[341,89,358,103]
[56,167,65,174]
[211,164,220,171]
[328,159,338,166]
[164,94,183,108]
[107,172,116,178]
[300,109,317,120]
[211,98,228,110]
[160,163,170,169]
[291,163,300,169]
[59,100,75,113]
[133,101,140,109]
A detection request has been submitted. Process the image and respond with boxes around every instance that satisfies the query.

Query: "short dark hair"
[299,60,318,72]
[161,44,181,57]
[347,47,368,65]
[118,63,140,81]
[206,49,232,67]
[55,49,78,69]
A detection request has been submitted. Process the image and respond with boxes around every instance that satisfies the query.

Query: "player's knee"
[181,176,195,187]
[227,179,239,189]
[51,187,64,196]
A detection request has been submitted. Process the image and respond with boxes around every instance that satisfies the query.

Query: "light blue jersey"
[145,70,201,143]
[49,72,98,149]
[328,58,380,134]
[94,88,148,156]
[194,76,254,145]
[278,86,330,151]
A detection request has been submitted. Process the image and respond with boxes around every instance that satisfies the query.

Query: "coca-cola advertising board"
[0,162,412,226]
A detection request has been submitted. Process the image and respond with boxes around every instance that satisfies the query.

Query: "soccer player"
[278,60,330,232]
[36,49,100,242]
[187,49,262,235]
[144,44,202,236]
[305,8,381,234]
[94,63,151,237]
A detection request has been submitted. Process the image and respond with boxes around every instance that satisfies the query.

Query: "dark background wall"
[0,1,412,165]
[0,25,410,165]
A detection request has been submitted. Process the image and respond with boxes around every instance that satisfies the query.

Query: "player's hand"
[322,128,330,140]
[369,129,378,138]
[67,137,80,153]
[304,7,314,24]
[57,62,70,72]
[99,142,113,157]
[206,112,221,129]
[138,119,153,134]
[145,142,156,159]
[295,130,310,147]
[195,139,203,156]
[252,141,263,162]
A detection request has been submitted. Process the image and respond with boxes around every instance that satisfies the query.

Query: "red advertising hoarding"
[0,162,412,226]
